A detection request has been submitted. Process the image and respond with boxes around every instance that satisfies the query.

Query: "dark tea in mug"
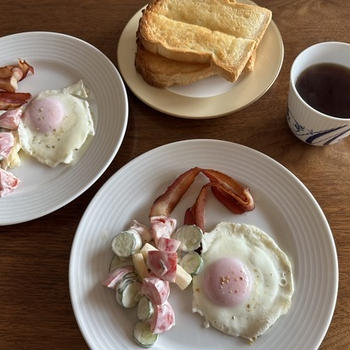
[295,63,350,119]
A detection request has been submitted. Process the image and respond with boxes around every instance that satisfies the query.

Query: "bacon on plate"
[201,168,255,212]
[0,108,23,129]
[150,167,201,217]
[0,91,31,110]
[184,183,211,232]
[211,184,245,214]
[0,59,34,92]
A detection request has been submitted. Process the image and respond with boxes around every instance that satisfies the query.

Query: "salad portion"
[102,167,254,347]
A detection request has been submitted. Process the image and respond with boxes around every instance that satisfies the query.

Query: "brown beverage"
[295,63,350,119]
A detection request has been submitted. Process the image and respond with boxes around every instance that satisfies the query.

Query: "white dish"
[117,3,284,118]
[0,32,128,225]
[69,139,338,350]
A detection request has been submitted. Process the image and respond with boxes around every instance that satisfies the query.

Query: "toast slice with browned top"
[145,0,271,47]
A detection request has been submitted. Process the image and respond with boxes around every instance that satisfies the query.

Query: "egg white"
[18,80,95,167]
[192,222,294,342]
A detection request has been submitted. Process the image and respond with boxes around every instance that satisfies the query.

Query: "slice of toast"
[135,44,215,88]
[146,0,271,47]
[135,43,256,88]
[137,0,271,82]
[138,11,256,82]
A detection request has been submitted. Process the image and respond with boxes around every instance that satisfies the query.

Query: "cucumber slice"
[116,279,131,306]
[137,296,154,321]
[180,251,203,275]
[112,229,142,258]
[117,272,138,291]
[172,225,203,252]
[133,321,158,348]
[116,272,138,306]
[109,255,133,272]
[121,280,142,308]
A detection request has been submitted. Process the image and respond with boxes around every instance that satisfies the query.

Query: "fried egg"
[192,222,294,342]
[18,80,94,167]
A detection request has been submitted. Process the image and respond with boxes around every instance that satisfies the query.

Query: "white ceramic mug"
[287,41,350,146]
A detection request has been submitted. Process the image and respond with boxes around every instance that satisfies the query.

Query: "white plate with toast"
[117,1,283,119]
[70,139,337,349]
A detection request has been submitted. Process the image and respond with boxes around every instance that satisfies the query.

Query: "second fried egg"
[18,80,94,167]
[192,222,294,342]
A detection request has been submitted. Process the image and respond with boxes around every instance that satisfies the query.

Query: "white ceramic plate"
[70,139,338,350]
[0,32,128,225]
[117,3,283,118]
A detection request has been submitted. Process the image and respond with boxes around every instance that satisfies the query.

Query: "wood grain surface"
[0,0,349,349]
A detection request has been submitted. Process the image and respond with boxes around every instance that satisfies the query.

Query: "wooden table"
[0,0,349,349]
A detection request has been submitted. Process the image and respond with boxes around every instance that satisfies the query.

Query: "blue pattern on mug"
[287,108,350,145]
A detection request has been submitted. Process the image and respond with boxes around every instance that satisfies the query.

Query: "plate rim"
[0,31,129,225]
[69,138,338,350]
[117,7,284,119]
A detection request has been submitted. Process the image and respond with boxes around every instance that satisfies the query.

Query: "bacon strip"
[17,59,34,81]
[0,108,22,129]
[211,184,245,214]
[0,76,18,93]
[184,183,211,232]
[0,65,16,79]
[150,167,201,217]
[0,59,34,92]
[0,92,31,110]
[150,167,254,235]
[201,168,254,212]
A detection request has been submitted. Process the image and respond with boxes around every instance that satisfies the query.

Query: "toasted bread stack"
[135,0,272,88]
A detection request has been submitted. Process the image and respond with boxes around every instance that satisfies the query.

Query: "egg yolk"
[24,97,64,134]
[202,257,252,307]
